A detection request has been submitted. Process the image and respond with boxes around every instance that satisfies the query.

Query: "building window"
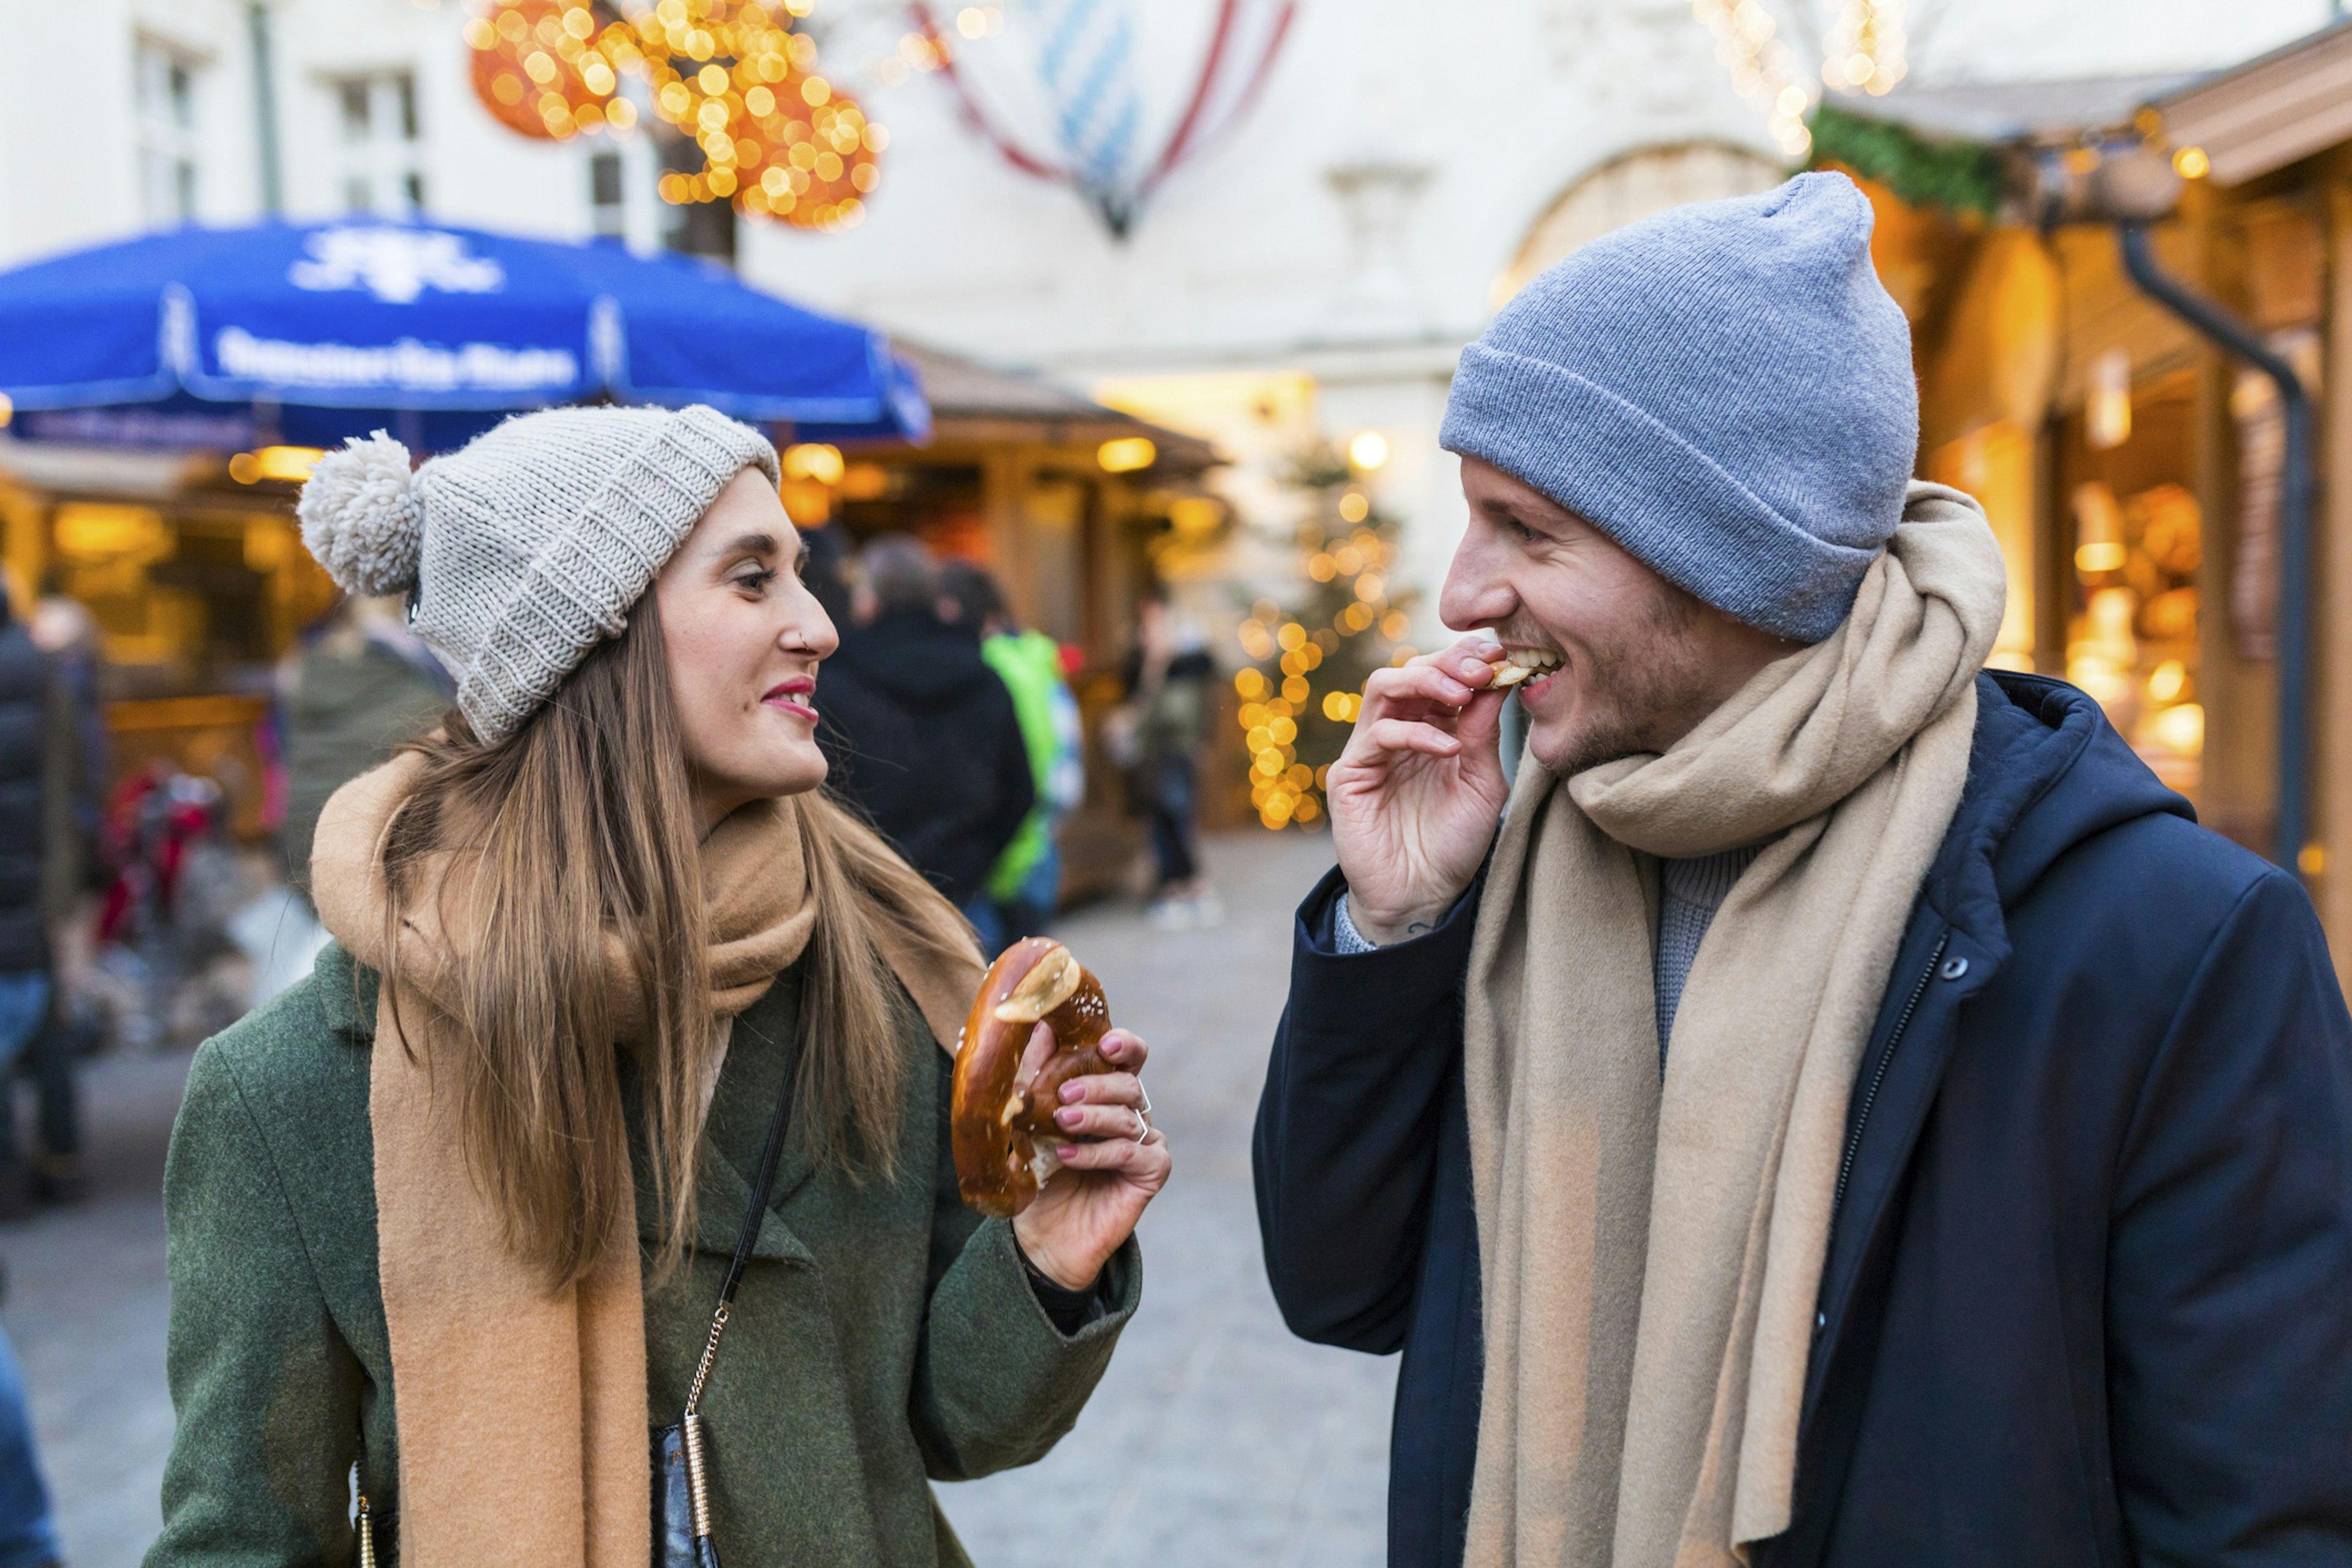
[659,128,734,263]
[590,151,625,238]
[329,72,424,216]
[136,38,202,227]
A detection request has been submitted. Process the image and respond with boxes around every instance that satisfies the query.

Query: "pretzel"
[951,938,1115,1218]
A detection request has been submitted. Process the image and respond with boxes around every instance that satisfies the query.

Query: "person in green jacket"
[941,564,1083,955]
[147,406,1169,1568]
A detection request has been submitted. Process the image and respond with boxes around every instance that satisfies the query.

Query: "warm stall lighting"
[837,462,890,500]
[2072,481,2125,578]
[2172,146,2209,179]
[781,442,845,483]
[1347,430,1390,470]
[1097,437,1156,473]
[778,479,832,526]
[229,445,326,484]
[0,392,12,428]
[2149,703,2204,755]
[2087,347,2132,450]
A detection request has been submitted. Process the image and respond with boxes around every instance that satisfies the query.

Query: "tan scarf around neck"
[310,753,982,1568]
[1460,482,2007,1568]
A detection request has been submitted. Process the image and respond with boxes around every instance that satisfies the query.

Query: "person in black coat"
[815,535,1034,912]
[0,589,48,985]
[1254,175,2352,1567]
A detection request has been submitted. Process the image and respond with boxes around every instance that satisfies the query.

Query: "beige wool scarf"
[311,755,981,1568]
[1460,483,2007,1568]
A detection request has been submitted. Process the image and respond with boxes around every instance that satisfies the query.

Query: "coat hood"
[826,607,1003,709]
[1921,673,2197,971]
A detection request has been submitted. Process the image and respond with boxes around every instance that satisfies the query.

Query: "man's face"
[1439,456,1796,775]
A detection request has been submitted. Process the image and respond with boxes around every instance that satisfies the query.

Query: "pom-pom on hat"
[297,404,780,744]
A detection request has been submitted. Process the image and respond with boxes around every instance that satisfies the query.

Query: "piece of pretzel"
[951,938,1115,1218]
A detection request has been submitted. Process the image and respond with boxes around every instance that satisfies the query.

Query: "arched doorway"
[1492,143,1785,307]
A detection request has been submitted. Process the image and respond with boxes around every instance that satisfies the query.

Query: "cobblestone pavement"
[0,827,1396,1568]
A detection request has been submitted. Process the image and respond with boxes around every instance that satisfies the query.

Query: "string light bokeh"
[1822,0,1907,97]
[1691,0,1908,161]
[1232,458,1416,831]
[464,0,637,141]
[464,0,885,232]
[626,0,884,231]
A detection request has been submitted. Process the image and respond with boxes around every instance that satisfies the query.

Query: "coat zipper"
[1830,931,1948,1223]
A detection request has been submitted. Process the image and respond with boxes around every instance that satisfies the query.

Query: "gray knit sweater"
[1335,843,1762,1063]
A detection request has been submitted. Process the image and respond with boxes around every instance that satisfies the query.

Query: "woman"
[147,406,1169,1568]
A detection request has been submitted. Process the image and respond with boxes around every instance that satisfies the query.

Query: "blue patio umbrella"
[0,220,929,452]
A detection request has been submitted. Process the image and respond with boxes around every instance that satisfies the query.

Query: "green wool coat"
[144,943,1139,1567]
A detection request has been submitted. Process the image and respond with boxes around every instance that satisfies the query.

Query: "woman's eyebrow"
[720,531,781,559]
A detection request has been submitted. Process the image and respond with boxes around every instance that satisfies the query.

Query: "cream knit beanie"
[296,404,781,744]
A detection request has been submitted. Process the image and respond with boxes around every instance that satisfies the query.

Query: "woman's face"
[655,470,840,827]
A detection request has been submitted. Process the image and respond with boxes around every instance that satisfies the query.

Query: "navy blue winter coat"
[1254,673,2352,1566]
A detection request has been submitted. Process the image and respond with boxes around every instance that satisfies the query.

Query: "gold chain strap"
[684,1301,731,1417]
[679,1300,734,1542]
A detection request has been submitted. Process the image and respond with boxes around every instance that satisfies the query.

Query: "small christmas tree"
[1231,442,1419,830]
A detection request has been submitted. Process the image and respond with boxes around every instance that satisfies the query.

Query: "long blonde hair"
[378,594,943,1289]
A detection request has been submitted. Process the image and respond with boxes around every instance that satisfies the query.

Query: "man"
[816,535,1035,911]
[1254,173,2352,1567]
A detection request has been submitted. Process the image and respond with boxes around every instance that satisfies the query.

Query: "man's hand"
[1326,636,1510,945]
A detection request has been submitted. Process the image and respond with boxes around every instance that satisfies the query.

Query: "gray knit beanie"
[296,404,781,743]
[1440,171,1916,643]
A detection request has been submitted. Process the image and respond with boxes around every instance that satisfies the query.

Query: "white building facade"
[0,0,2332,646]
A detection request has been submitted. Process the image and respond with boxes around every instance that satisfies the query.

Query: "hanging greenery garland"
[1806,102,2005,221]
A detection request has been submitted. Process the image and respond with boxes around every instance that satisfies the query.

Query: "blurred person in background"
[20,590,100,1207]
[0,583,82,1215]
[276,592,453,898]
[28,587,104,924]
[798,518,858,627]
[1117,584,1218,930]
[0,1321,61,1568]
[221,592,453,1009]
[817,535,1034,922]
[941,561,1084,954]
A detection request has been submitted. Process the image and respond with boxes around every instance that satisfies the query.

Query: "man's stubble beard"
[1544,585,1716,778]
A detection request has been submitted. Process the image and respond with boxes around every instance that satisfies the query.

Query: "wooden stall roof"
[1842,73,2198,146]
[888,340,1219,472]
[2157,17,2352,187]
